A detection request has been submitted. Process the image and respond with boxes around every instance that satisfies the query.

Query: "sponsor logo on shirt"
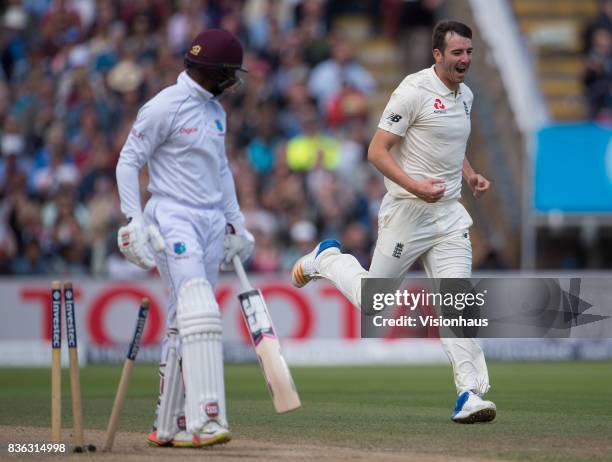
[180,127,198,134]
[386,112,403,123]
[463,101,470,118]
[433,98,446,114]
[174,242,186,254]
[215,119,224,131]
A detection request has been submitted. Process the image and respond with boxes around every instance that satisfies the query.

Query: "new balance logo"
[392,242,404,259]
[386,113,402,123]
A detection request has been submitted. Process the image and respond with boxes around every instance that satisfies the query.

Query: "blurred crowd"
[583,0,612,120]
[1,0,438,277]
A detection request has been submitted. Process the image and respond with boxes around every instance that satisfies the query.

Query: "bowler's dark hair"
[432,21,472,53]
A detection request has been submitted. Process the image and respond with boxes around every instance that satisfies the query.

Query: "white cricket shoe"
[451,391,496,424]
[146,429,194,447]
[291,239,341,288]
[190,421,231,448]
[147,422,231,448]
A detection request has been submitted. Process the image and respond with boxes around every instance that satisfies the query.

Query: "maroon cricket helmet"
[184,29,247,72]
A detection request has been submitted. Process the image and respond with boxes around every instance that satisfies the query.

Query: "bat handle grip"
[233,255,252,291]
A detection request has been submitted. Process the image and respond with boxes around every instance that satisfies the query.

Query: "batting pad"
[155,330,185,441]
[177,278,227,432]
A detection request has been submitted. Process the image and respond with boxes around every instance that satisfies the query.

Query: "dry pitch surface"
[2,426,498,462]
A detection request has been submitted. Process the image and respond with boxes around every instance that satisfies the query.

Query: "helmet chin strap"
[211,75,244,96]
[210,79,232,96]
[211,66,243,95]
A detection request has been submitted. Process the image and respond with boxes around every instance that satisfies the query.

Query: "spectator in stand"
[245,102,281,175]
[286,104,340,171]
[307,37,376,113]
[11,197,50,262]
[277,81,312,137]
[584,0,612,55]
[243,0,286,53]
[249,226,282,272]
[296,0,330,68]
[86,175,121,275]
[0,220,17,274]
[341,220,371,268]
[259,150,309,233]
[40,0,83,57]
[48,184,89,274]
[1,115,30,190]
[1,2,30,82]
[272,39,309,99]
[167,0,212,54]
[0,0,451,275]
[31,123,80,197]
[583,27,612,120]
[378,0,444,72]
[11,235,50,275]
[282,220,318,270]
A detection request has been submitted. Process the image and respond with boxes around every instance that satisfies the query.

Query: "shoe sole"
[146,438,173,447]
[147,433,231,448]
[452,407,496,424]
[188,432,232,448]
[292,240,340,288]
[291,259,309,288]
[292,259,321,288]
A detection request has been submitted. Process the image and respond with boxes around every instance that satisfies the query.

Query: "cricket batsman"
[116,29,254,446]
[292,20,496,423]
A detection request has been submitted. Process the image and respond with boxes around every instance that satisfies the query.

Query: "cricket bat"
[233,256,301,413]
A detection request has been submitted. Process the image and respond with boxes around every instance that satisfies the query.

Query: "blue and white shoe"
[291,240,341,288]
[451,391,496,424]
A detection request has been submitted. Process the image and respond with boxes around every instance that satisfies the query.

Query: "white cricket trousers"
[144,196,227,431]
[145,196,225,363]
[317,194,490,395]
[144,196,226,332]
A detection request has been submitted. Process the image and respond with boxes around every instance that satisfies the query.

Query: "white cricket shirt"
[378,65,473,201]
[116,71,244,229]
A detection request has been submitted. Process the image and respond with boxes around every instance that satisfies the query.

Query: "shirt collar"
[429,65,461,97]
[178,70,215,101]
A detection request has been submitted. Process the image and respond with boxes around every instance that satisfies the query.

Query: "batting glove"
[221,225,255,271]
[117,217,166,270]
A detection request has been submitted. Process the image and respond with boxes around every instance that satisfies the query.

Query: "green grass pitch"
[1,362,611,461]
